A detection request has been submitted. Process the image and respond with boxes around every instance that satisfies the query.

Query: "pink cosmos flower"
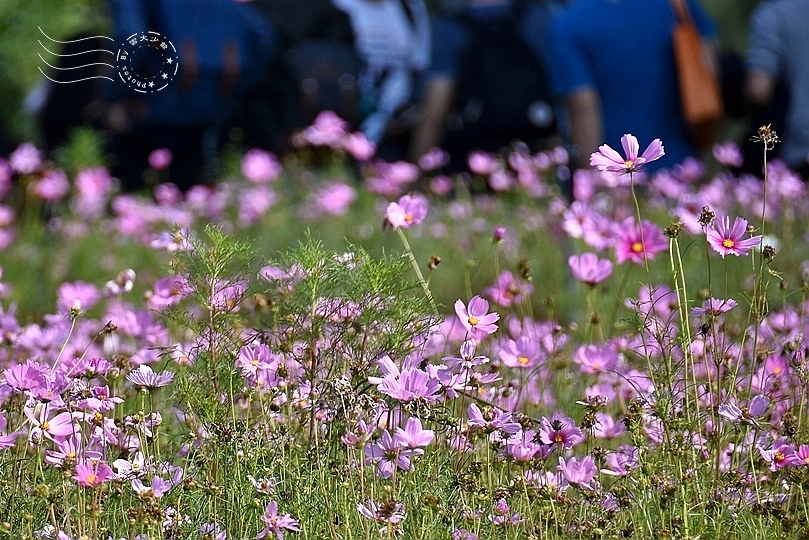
[31,169,70,202]
[126,365,174,390]
[572,344,620,375]
[418,147,449,171]
[73,460,114,487]
[363,430,419,478]
[759,440,802,471]
[484,270,532,307]
[590,134,665,174]
[712,142,743,168]
[385,193,428,228]
[718,394,769,425]
[455,295,499,337]
[691,297,737,317]
[241,149,282,184]
[301,111,349,148]
[394,417,434,450]
[357,500,406,524]
[256,501,301,540]
[343,132,376,160]
[538,413,584,449]
[568,252,613,286]
[488,498,524,526]
[558,455,597,486]
[313,182,356,216]
[614,218,668,265]
[9,142,43,174]
[468,150,497,175]
[0,413,23,449]
[467,403,521,434]
[148,148,172,170]
[56,281,101,314]
[706,216,762,258]
[498,336,542,369]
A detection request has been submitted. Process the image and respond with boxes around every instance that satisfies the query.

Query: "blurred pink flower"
[303,110,349,148]
[590,134,664,174]
[241,149,282,184]
[314,182,356,216]
[32,169,70,202]
[712,141,743,168]
[343,132,375,160]
[614,218,668,265]
[148,148,172,170]
[9,143,43,174]
[485,270,532,307]
[568,252,613,286]
[468,150,496,175]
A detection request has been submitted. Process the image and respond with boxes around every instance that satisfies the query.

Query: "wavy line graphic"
[38,26,114,43]
[38,27,115,84]
[39,41,114,57]
[38,54,114,71]
[38,68,114,83]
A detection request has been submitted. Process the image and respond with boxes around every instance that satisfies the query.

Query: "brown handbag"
[670,0,724,150]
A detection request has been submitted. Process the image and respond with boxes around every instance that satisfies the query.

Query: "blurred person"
[332,0,431,146]
[547,0,718,172]
[409,0,563,166]
[105,0,279,190]
[251,0,360,143]
[745,0,809,178]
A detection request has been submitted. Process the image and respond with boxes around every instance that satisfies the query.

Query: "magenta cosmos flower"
[590,134,664,174]
[256,501,301,539]
[455,295,499,337]
[615,218,668,265]
[568,252,613,286]
[706,216,762,258]
[385,193,428,228]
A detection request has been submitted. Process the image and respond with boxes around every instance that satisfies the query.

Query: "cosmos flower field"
[1,115,809,539]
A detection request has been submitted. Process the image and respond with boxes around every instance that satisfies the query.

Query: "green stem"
[396,228,439,317]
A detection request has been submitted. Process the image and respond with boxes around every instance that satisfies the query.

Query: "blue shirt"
[548,0,716,170]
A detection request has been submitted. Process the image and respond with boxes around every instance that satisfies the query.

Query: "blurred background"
[0,0,778,190]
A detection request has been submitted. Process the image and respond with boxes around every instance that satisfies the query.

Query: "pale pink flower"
[455,295,499,337]
[590,134,664,174]
[385,193,428,228]
[568,252,613,286]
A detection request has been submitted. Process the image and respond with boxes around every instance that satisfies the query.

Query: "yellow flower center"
[517,356,530,365]
[86,474,96,485]
[722,239,735,248]
[468,316,479,326]
[774,451,785,463]
[631,242,644,253]
[42,421,50,431]
[624,160,634,169]
[554,433,564,444]
[404,214,414,223]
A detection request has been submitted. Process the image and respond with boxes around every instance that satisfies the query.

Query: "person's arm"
[745,69,775,108]
[409,76,455,162]
[745,4,781,112]
[565,88,602,169]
